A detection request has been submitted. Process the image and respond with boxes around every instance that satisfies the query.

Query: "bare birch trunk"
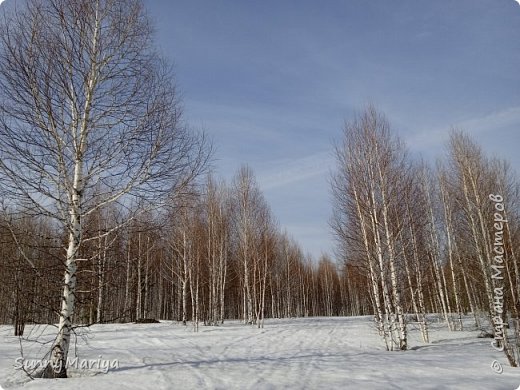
[182,231,188,325]
[124,239,132,322]
[49,159,84,378]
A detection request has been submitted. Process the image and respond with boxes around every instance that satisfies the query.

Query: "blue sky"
[142,0,520,259]
[2,0,519,258]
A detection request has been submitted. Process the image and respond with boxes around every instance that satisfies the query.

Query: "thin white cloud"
[406,106,520,151]
[257,151,333,191]
[253,107,520,191]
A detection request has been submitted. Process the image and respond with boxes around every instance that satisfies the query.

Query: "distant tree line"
[0,166,351,331]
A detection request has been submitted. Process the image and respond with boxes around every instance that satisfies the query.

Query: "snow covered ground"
[0,316,518,389]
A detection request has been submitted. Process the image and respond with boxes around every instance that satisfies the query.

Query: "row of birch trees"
[331,107,519,365]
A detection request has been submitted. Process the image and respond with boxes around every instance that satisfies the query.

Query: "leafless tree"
[0,0,208,378]
[443,130,519,366]
[332,106,411,350]
[231,166,266,325]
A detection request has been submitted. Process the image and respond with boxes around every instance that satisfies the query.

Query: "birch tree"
[444,131,519,365]
[232,166,267,325]
[332,106,410,350]
[202,175,230,325]
[0,0,207,378]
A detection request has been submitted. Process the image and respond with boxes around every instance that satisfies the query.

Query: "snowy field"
[0,316,519,389]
